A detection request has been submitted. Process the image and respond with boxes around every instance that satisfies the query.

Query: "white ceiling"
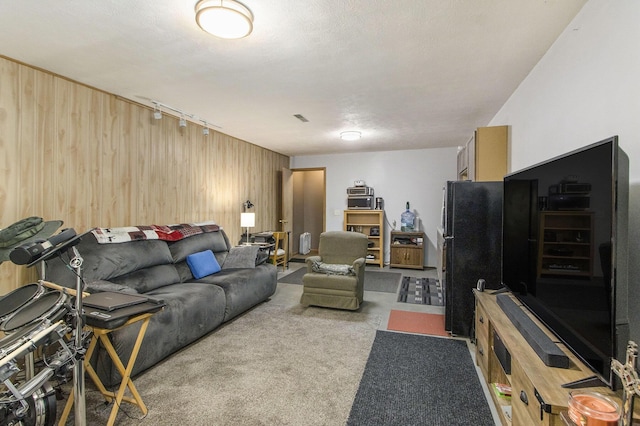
[0,0,586,156]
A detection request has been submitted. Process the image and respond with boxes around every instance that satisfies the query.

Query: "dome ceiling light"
[340,131,362,141]
[195,0,254,39]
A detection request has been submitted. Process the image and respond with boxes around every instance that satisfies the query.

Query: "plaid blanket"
[91,222,220,244]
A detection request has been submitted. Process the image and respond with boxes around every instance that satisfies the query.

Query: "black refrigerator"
[443,181,503,336]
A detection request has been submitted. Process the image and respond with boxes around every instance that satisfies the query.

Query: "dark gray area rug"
[278,268,401,293]
[347,331,494,426]
[397,276,444,305]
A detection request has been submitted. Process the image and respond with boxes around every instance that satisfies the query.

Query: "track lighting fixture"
[148,100,219,133]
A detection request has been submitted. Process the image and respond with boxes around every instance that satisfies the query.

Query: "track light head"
[153,104,162,120]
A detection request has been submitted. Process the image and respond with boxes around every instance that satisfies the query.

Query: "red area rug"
[387,309,448,337]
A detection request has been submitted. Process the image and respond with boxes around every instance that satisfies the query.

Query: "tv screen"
[502,136,628,387]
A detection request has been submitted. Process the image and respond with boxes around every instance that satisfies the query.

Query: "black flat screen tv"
[502,136,629,388]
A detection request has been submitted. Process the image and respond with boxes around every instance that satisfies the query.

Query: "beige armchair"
[300,231,368,310]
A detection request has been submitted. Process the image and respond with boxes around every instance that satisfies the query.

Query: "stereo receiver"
[347,186,374,196]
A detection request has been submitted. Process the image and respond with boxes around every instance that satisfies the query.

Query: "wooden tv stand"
[474,290,622,425]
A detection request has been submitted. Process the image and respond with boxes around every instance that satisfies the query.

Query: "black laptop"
[82,291,148,311]
[84,299,165,329]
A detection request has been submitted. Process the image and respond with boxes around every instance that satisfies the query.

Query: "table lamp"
[241,212,255,245]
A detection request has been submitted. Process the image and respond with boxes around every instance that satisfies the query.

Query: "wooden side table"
[59,312,155,426]
[389,231,425,270]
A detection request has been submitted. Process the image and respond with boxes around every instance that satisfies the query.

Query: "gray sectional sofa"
[45,227,277,386]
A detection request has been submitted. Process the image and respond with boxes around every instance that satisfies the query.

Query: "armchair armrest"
[305,255,322,273]
[352,257,366,275]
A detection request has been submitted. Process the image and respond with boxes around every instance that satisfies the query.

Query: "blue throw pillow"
[186,250,221,279]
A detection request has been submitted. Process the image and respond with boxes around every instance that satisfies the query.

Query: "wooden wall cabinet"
[457,125,508,182]
[389,231,425,270]
[343,210,384,268]
[474,291,621,426]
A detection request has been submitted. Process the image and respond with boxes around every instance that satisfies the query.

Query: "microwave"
[348,196,374,209]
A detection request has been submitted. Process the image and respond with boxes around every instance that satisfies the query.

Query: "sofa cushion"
[43,232,175,288]
[169,231,230,263]
[222,245,259,269]
[194,263,277,321]
[109,264,181,293]
[186,250,221,279]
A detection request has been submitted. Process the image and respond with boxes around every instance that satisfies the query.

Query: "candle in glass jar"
[568,391,620,426]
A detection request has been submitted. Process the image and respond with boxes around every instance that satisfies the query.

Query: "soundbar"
[496,294,570,369]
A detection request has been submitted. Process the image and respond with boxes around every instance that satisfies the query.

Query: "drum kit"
[0,219,89,426]
[0,283,75,426]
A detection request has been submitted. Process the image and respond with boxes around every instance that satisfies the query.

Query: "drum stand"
[68,246,86,426]
[38,246,87,426]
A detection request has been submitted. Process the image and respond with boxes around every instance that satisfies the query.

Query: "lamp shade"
[240,212,255,227]
[195,0,254,39]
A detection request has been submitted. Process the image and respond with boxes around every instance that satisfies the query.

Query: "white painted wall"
[291,147,458,266]
[489,0,640,342]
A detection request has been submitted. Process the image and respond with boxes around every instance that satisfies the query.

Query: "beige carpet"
[61,294,381,425]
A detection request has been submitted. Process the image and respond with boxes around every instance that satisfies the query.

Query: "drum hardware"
[30,232,88,426]
[1,350,69,426]
[0,320,73,426]
[0,282,50,385]
[0,317,78,426]
[66,245,87,426]
[0,321,70,367]
[0,228,89,426]
[1,381,57,426]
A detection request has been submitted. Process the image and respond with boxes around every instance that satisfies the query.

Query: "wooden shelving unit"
[537,211,594,278]
[343,210,384,268]
[389,231,424,270]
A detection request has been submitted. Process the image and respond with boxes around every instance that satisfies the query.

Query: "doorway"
[288,168,325,261]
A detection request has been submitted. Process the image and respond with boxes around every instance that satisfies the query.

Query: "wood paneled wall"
[0,56,289,294]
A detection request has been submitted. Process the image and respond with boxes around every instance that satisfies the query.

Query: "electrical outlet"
[392,220,396,229]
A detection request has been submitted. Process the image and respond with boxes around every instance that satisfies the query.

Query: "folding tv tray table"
[59,299,165,426]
